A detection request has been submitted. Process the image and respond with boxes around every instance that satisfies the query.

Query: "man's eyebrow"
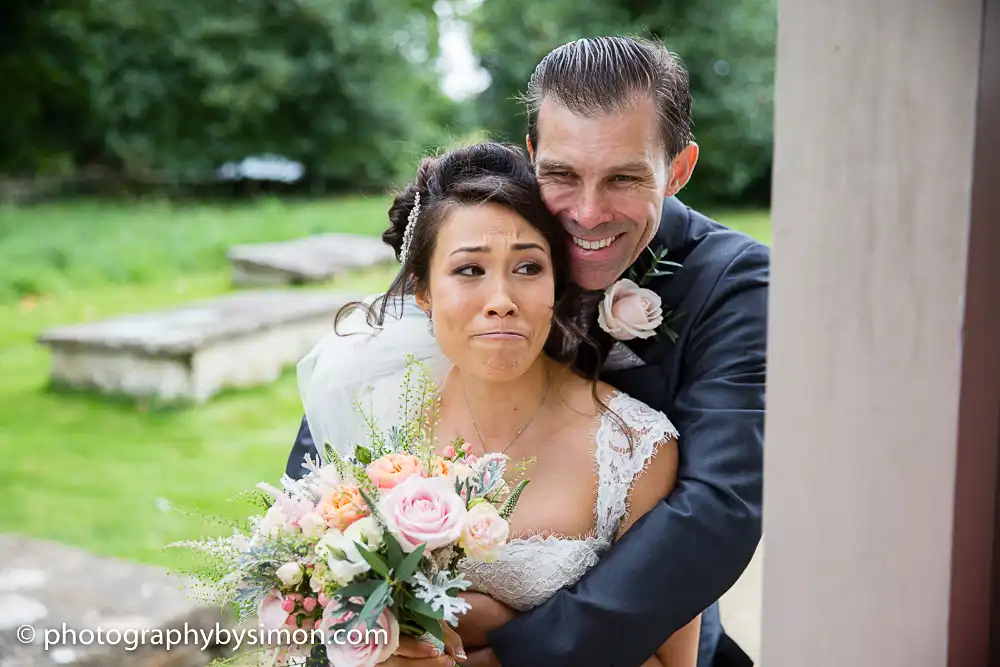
[535,159,573,172]
[609,161,654,174]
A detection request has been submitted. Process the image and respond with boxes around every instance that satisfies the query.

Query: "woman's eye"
[515,262,543,276]
[455,265,484,277]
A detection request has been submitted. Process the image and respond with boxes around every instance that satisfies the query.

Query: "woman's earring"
[427,312,433,334]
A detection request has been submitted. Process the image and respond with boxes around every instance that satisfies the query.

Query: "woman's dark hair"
[335,141,632,446]
[338,141,599,369]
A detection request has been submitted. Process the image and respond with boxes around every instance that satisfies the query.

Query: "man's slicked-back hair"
[521,35,693,160]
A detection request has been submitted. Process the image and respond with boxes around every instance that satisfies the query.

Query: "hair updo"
[339,141,593,367]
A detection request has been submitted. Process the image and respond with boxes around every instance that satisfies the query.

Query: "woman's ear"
[414,289,431,316]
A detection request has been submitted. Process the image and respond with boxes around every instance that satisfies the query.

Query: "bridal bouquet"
[168,358,529,667]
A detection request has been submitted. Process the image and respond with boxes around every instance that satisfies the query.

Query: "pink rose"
[378,475,467,552]
[322,607,400,667]
[597,278,663,340]
[366,453,423,490]
[258,589,291,631]
[459,502,509,562]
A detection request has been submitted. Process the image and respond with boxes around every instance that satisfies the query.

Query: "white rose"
[327,557,369,586]
[314,463,342,492]
[276,562,304,587]
[451,463,473,482]
[597,278,663,341]
[315,530,371,585]
[259,504,291,539]
[344,517,383,551]
[298,512,328,540]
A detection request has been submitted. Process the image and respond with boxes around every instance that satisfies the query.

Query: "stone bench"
[36,290,361,404]
[0,535,233,667]
[226,233,397,286]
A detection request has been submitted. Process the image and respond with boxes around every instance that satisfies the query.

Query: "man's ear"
[665,142,699,197]
[525,134,535,163]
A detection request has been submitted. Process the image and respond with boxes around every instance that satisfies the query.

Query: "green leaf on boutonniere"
[630,244,682,287]
[658,310,686,344]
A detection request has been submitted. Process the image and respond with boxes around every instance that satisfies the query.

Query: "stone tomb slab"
[0,535,232,667]
[36,290,359,404]
[226,233,397,286]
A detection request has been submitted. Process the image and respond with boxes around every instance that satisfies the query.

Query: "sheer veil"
[295,293,449,460]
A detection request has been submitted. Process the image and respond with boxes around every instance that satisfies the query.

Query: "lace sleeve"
[593,392,679,542]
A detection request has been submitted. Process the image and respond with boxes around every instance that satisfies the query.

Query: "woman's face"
[416,202,556,383]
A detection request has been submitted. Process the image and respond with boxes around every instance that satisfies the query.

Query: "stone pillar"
[762,0,999,664]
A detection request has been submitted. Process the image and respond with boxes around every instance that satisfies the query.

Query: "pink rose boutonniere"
[597,279,663,340]
[598,245,684,342]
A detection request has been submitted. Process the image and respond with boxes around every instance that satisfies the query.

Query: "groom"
[286,36,767,667]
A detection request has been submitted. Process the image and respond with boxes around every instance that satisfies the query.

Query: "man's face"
[531,96,695,291]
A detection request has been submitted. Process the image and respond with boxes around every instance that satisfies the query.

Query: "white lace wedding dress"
[458,390,678,611]
[296,304,679,612]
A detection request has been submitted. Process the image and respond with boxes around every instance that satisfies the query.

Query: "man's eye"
[613,175,636,182]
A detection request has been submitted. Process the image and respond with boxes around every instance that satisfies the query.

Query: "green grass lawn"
[0,196,770,568]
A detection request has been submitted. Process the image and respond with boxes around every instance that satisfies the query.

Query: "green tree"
[3,0,471,190]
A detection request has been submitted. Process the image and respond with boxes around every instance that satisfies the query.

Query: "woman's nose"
[483,280,518,318]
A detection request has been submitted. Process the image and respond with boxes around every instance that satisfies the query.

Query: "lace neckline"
[502,390,677,547]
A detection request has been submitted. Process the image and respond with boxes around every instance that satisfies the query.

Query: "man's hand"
[456,592,518,649]
[460,647,502,667]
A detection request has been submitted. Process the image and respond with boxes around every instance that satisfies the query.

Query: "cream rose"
[344,516,383,552]
[275,562,304,587]
[315,530,370,585]
[378,474,467,553]
[258,504,294,539]
[458,502,509,562]
[597,278,663,340]
[297,511,328,540]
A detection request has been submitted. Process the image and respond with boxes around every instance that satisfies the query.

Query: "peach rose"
[322,606,400,667]
[378,474,467,553]
[366,453,423,490]
[427,456,453,478]
[458,502,509,562]
[318,484,369,531]
[597,278,663,340]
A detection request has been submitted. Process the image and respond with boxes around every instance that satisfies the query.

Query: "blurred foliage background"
[1,0,775,207]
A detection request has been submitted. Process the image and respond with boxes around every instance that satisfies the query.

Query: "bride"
[296,142,701,667]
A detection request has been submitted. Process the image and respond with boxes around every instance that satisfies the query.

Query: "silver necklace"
[462,372,550,456]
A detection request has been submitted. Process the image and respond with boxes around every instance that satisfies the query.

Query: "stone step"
[0,535,232,667]
[36,290,362,404]
[226,233,397,287]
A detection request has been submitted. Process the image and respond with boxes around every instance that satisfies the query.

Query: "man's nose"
[574,187,613,230]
